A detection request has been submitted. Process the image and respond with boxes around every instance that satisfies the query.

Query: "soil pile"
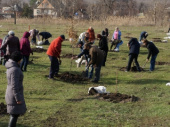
[0,102,7,115]
[61,54,77,58]
[31,48,47,53]
[58,72,88,83]
[97,93,140,103]
[156,61,170,65]
[120,66,144,72]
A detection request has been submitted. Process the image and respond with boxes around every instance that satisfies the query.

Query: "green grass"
[0,19,170,127]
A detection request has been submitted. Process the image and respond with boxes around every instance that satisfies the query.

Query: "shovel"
[142,61,148,68]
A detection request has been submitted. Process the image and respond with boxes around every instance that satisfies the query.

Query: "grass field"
[0,18,170,127]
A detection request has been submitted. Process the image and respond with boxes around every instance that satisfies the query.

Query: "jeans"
[48,55,59,78]
[115,40,123,50]
[127,54,141,71]
[8,114,19,127]
[85,65,94,79]
[93,63,102,82]
[20,55,29,71]
[150,55,157,71]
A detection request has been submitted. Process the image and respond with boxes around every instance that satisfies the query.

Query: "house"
[34,0,57,17]
[0,5,22,19]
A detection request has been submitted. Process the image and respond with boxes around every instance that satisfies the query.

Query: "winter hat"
[60,35,65,40]
[10,51,23,62]
[8,31,15,36]
[97,34,102,39]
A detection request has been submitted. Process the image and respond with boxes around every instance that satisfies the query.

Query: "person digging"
[84,43,104,83]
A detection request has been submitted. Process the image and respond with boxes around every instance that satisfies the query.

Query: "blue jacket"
[128,38,140,55]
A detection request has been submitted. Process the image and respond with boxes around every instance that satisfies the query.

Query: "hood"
[22,31,30,38]
[5,59,20,69]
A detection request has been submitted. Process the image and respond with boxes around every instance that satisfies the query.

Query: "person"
[77,32,89,45]
[139,31,148,46]
[84,43,104,83]
[126,38,141,72]
[110,27,123,52]
[0,33,10,65]
[29,29,40,45]
[46,35,65,79]
[143,39,159,71]
[101,28,109,38]
[0,31,20,62]
[5,51,26,127]
[0,38,3,64]
[97,34,108,66]
[87,26,95,44]
[20,31,33,72]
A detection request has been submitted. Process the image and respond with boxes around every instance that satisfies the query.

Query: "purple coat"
[20,32,32,56]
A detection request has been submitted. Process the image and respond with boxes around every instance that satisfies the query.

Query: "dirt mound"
[120,66,144,72]
[156,61,170,65]
[61,54,77,58]
[96,93,140,103]
[124,36,133,39]
[152,38,162,42]
[31,48,47,53]
[0,102,7,115]
[58,72,88,83]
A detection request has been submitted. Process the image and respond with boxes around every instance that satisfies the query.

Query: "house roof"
[37,0,54,9]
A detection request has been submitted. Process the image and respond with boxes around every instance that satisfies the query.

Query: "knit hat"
[8,31,15,36]
[60,35,65,40]
[97,34,102,39]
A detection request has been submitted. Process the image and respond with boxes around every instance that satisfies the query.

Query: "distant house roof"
[37,0,54,9]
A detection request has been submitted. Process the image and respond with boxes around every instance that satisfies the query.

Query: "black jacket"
[128,38,140,55]
[98,36,108,52]
[146,41,159,59]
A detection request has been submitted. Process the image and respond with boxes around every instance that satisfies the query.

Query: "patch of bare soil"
[61,54,77,58]
[152,38,162,42]
[58,72,88,83]
[124,36,133,39]
[156,61,170,65]
[0,102,7,115]
[31,48,47,53]
[120,66,144,72]
[96,93,140,103]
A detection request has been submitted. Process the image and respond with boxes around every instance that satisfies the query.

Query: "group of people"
[0,26,160,127]
[126,31,159,72]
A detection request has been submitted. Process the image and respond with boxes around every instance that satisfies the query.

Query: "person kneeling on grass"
[5,51,27,127]
[84,43,104,83]
[143,39,159,71]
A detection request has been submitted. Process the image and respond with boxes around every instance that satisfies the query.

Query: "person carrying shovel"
[125,38,141,72]
[142,39,159,72]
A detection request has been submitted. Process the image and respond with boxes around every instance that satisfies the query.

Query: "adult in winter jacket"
[97,34,108,66]
[0,31,20,61]
[29,29,40,45]
[101,28,109,38]
[20,31,33,71]
[84,43,104,83]
[5,51,26,127]
[87,27,95,44]
[126,38,141,72]
[110,27,123,51]
[46,35,65,79]
[143,39,159,71]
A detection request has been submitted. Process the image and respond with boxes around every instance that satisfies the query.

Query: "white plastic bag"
[88,86,107,94]
[166,82,170,86]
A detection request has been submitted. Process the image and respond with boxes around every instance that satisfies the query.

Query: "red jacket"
[20,32,32,56]
[46,37,63,58]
